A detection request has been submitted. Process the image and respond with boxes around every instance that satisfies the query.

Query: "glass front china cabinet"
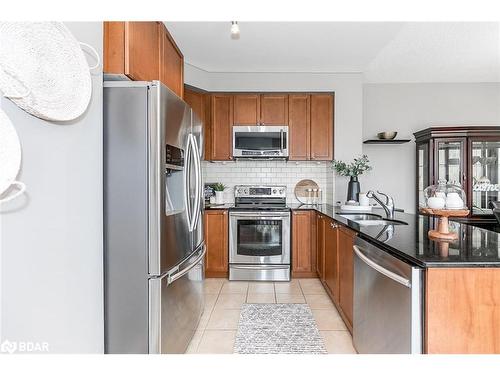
[415,126,500,220]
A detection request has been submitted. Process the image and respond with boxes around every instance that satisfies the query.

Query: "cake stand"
[419,207,469,241]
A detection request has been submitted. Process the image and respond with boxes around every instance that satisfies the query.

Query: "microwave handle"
[280,129,283,153]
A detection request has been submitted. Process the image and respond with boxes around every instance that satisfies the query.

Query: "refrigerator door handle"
[167,245,206,285]
[191,135,202,231]
[184,135,193,230]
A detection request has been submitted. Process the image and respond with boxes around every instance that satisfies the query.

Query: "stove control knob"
[272,189,277,194]
[279,188,285,194]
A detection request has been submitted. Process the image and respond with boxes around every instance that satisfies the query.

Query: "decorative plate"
[0,22,95,121]
[294,179,319,204]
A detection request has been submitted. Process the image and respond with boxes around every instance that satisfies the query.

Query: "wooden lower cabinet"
[291,210,317,277]
[337,225,355,329]
[324,218,339,303]
[204,210,229,277]
[425,268,500,353]
[316,214,326,281]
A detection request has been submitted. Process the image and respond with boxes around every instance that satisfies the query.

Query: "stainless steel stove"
[229,185,291,281]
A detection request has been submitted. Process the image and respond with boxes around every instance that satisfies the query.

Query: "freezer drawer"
[149,244,205,354]
[353,237,422,354]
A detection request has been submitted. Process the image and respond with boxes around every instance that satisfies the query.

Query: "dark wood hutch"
[414,126,500,222]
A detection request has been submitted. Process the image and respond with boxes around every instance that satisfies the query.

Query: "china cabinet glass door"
[435,139,465,187]
[470,139,500,215]
[417,142,430,206]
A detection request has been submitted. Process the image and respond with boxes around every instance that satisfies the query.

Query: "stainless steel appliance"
[229,185,291,281]
[104,81,205,354]
[353,236,422,354]
[233,125,289,159]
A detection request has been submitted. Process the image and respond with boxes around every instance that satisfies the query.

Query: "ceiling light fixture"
[230,21,240,39]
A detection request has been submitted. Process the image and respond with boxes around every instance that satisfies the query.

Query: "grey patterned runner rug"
[234,303,327,354]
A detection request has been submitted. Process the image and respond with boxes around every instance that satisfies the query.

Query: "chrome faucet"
[367,190,395,219]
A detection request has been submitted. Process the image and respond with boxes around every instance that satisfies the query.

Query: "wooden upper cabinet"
[124,22,159,82]
[288,94,310,160]
[103,21,184,98]
[211,94,233,161]
[292,210,316,277]
[338,225,355,329]
[204,210,229,277]
[260,94,288,125]
[310,94,334,160]
[184,87,210,159]
[233,94,260,125]
[159,23,184,98]
[324,218,339,303]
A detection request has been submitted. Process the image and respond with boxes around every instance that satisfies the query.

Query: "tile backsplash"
[203,160,335,204]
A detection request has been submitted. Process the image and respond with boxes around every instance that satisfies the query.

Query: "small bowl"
[377,132,398,140]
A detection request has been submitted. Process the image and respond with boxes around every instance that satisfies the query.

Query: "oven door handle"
[229,212,290,217]
[230,215,289,220]
[280,129,283,153]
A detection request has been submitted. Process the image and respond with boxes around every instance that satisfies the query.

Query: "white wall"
[0,22,104,353]
[185,64,364,204]
[362,83,500,213]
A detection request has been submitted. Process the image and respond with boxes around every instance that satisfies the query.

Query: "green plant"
[332,155,372,177]
[212,182,227,192]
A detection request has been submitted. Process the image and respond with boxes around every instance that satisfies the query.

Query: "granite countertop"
[204,202,500,268]
[291,204,500,269]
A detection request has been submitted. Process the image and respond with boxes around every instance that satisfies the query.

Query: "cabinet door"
[469,138,500,216]
[434,138,466,187]
[288,94,310,160]
[184,88,210,160]
[159,24,184,98]
[292,210,316,277]
[204,210,229,277]
[338,225,355,328]
[124,22,160,81]
[233,94,260,125]
[310,94,334,161]
[324,218,339,303]
[211,94,233,161]
[260,94,288,125]
[316,214,326,281]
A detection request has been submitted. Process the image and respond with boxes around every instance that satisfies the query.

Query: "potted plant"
[332,155,372,202]
[212,182,227,205]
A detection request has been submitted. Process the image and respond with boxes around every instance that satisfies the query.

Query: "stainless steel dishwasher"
[353,236,423,354]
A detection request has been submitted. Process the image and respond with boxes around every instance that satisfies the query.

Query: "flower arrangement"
[332,155,372,177]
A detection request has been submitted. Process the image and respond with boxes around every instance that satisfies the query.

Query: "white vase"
[215,191,224,204]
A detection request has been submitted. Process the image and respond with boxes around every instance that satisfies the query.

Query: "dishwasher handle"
[353,245,411,288]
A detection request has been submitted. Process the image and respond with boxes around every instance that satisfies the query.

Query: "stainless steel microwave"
[232,126,289,159]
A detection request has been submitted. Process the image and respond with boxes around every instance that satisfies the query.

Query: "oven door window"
[235,132,281,151]
[237,219,282,256]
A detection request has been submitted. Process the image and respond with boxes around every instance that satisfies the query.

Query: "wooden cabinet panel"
[338,225,355,328]
[211,94,233,161]
[310,94,334,160]
[124,22,160,82]
[204,210,229,277]
[316,213,326,281]
[159,24,184,98]
[104,22,184,98]
[184,88,210,159]
[425,268,500,354]
[324,218,339,303]
[292,210,316,277]
[233,94,260,125]
[288,94,310,160]
[260,94,288,125]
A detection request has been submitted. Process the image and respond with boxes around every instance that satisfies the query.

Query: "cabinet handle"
[330,222,337,229]
[223,211,227,215]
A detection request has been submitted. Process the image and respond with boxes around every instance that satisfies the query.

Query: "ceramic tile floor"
[186,278,357,354]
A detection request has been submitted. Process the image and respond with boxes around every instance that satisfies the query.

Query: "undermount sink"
[338,213,408,226]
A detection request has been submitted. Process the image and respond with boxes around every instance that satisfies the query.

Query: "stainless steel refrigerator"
[103,81,205,354]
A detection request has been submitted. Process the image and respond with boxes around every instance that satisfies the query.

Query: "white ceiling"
[165,22,500,82]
